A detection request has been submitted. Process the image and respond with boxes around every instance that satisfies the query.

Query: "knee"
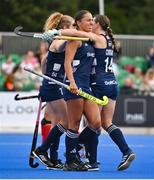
[60,121,68,130]
[89,122,102,135]
[90,121,101,130]
[102,121,112,130]
[69,119,81,132]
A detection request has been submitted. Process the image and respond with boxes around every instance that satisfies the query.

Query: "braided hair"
[94,15,117,52]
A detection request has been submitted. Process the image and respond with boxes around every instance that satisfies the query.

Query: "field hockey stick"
[14,26,89,41]
[29,98,42,168]
[53,35,89,41]
[24,67,109,106]
[14,94,38,101]
[41,103,47,110]
[14,93,45,109]
[14,93,46,111]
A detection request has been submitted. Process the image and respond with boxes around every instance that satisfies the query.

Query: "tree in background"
[106,0,154,35]
[0,0,154,35]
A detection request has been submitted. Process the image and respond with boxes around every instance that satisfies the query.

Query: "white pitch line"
[0,142,153,148]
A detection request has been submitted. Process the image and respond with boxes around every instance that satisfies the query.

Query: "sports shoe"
[86,162,99,171]
[46,159,64,170]
[85,157,101,165]
[32,148,53,167]
[63,157,88,171]
[117,152,136,171]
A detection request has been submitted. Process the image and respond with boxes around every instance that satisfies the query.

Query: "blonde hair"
[43,12,74,31]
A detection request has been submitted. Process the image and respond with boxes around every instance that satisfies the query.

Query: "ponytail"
[107,27,117,52]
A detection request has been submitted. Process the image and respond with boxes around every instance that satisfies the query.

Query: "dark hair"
[95,15,117,52]
[74,10,91,28]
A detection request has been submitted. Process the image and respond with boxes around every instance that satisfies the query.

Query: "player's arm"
[64,40,80,94]
[43,29,99,42]
[60,29,98,42]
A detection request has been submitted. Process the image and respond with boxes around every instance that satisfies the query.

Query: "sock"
[86,127,99,163]
[49,124,66,161]
[78,126,100,163]
[78,126,91,144]
[78,126,101,144]
[39,123,65,152]
[49,138,60,161]
[106,124,131,154]
[65,129,79,163]
[41,118,52,143]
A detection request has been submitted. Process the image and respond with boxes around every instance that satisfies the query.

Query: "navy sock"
[39,123,65,152]
[65,129,79,163]
[86,127,99,163]
[78,126,91,144]
[106,124,130,154]
[49,138,60,161]
[79,126,99,163]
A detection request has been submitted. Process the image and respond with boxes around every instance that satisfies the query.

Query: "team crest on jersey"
[84,43,88,46]
[53,63,61,71]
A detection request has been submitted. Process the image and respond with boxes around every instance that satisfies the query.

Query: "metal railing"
[0,32,154,56]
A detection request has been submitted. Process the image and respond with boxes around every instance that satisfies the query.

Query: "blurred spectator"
[112,62,120,76]
[4,74,14,91]
[12,50,42,91]
[14,63,42,91]
[35,41,48,65]
[1,50,42,91]
[140,68,154,95]
[113,40,122,64]
[2,55,16,75]
[20,50,39,70]
[123,64,135,73]
[13,65,30,91]
[120,75,138,95]
[147,43,154,68]
[3,65,19,91]
[29,63,42,90]
[133,67,144,88]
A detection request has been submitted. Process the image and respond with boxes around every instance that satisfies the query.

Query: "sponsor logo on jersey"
[104,80,118,85]
[87,52,95,57]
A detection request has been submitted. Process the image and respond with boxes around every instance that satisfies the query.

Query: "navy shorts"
[91,74,118,100]
[63,77,93,101]
[39,80,63,102]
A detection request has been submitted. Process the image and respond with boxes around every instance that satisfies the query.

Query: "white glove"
[41,29,61,43]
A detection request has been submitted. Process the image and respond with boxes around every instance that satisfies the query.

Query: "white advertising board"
[0,91,44,132]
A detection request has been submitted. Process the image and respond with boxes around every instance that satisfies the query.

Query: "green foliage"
[0,0,153,34]
[106,0,154,35]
